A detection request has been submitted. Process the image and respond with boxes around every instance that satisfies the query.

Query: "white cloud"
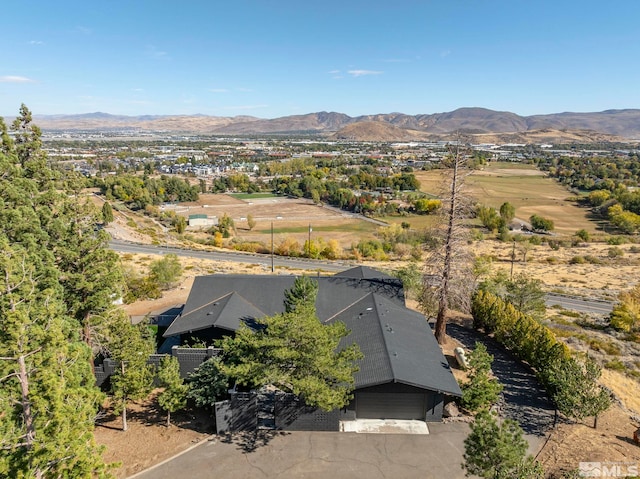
[132,88,144,92]
[328,70,341,74]
[29,40,44,45]
[209,88,229,93]
[146,45,168,59]
[440,49,451,58]
[0,75,36,83]
[76,26,92,35]
[381,58,410,63]
[348,70,383,77]
[235,87,254,92]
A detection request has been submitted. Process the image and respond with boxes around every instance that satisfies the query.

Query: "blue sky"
[2,1,639,118]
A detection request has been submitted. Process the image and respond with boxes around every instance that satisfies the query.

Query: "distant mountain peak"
[24,107,640,140]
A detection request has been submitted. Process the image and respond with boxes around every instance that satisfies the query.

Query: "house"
[163,266,461,423]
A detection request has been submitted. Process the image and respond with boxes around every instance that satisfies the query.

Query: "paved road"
[545,293,614,315]
[446,323,555,451]
[130,423,471,479]
[110,240,352,273]
[111,240,615,316]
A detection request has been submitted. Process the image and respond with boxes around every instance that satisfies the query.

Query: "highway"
[109,240,352,273]
[545,293,615,315]
[110,240,615,315]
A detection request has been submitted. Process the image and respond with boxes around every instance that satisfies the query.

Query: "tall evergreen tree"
[0,106,125,476]
[157,356,188,426]
[461,342,503,412]
[108,315,155,431]
[0,241,108,478]
[284,276,319,313]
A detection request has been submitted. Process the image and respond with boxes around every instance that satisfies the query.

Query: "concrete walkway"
[340,419,430,435]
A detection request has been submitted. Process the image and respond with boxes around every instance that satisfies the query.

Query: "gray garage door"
[356,392,426,420]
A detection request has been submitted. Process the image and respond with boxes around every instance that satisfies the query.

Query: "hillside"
[330,121,426,141]
[24,107,640,141]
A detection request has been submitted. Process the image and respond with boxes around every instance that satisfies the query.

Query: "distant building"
[188,214,218,227]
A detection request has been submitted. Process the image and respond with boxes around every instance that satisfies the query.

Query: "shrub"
[149,254,183,290]
[604,359,626,372]
[575,229,590,242]
[607,247,624,258]
[607,236,626,245]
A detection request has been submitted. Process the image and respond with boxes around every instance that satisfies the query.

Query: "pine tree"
[548,355,611,428]
[463,409,543,479]
[220,279,362,410]
[284,276,319,313]
[157,356,188,426]
[187,357,229,411]
[0,242,109,478]
[108,315,155,431]
[0,107,111,477]
[461,342,503,412]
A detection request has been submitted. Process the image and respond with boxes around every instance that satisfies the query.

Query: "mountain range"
[26,107,640,142]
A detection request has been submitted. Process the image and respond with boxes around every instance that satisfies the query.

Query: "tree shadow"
[615,435,640,447]
[220,429,290,453]
[96,398,216,435]
[447,323,556,437]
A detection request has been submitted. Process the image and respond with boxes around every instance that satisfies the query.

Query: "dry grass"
[416,162,596,235]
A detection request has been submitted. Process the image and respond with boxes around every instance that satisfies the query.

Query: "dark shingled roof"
[164,290,267,337]
[329,293,461,396]
[164,266,461,397]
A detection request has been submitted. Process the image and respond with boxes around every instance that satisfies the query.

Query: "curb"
[125,435,215,479]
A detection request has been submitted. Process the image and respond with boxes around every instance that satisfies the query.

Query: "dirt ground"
[473,239,640,300]
[537,404,640,476]
[94,391,212,479]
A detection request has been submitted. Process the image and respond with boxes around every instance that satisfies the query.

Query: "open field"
[171,194,379,248]
[415,162,596,235]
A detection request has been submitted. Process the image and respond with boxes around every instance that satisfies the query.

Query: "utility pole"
[510,240,516,280]
[308,223,312,258]
[271,221,274,273]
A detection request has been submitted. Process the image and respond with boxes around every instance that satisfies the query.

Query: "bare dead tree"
[421,139,475,344]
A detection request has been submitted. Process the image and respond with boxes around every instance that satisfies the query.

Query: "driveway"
[131,323,555,479]
[130,423,471,479]
[446,323,556,451]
